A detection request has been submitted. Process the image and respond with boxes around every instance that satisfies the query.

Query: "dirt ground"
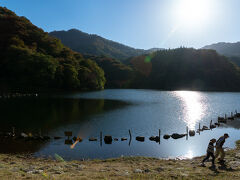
[0,140,240,180]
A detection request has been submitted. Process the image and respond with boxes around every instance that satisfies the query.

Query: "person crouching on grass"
[201,138,216,167]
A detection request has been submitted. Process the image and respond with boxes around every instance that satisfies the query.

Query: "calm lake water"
[0,89,240,160]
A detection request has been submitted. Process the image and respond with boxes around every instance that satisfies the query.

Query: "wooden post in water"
[210,120,212,130]
[128,129,132,140]
[199,123,201,135]
[100,131,102,147]
[159,129,161,144]
[128,129,132,146]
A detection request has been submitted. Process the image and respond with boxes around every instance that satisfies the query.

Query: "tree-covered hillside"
[202,42,240,67]
[228,56,240,67]
[0,7,105,92]
[83,55,135,88]
[203,42,240,57]
[49,29,149,61]
[128,48,240,91]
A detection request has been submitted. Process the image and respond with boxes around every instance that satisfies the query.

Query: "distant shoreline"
[1,88,240,96]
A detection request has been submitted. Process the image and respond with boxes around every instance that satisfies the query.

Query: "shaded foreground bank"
[0,141,240,179]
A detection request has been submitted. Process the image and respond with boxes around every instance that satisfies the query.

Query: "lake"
[0,89,240,160]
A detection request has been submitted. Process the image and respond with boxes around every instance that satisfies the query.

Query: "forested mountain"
[49,29,157,61]
[1,7,240,92]
[202,42,240,67]
[202,42,240,57]
[0,7,105,92]
[128,48,240,91]
[49,29,163,88]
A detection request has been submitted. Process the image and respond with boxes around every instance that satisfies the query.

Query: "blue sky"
[1,0,240,49]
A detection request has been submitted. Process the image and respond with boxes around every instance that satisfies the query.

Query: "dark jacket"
[216,136,225,148]
[207,141,214,153]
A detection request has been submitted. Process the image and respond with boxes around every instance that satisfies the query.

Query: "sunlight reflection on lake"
[176,91,206,130]
[1,89,240,160]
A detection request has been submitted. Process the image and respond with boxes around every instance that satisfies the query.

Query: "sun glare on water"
[176,91,205,129]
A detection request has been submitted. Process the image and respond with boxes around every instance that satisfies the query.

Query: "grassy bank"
[0,140,240,180]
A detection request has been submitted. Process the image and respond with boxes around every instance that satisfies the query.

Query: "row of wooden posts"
[1,110,239,145]
[64,110,240,145]
[64,129,161,146]
[217,110,240,123]
[64,120,214,146]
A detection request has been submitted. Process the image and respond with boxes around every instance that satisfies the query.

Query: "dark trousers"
[202,152,215,165]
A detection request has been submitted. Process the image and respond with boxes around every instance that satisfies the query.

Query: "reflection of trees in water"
[0,97,128,132]
[0,138,46,154]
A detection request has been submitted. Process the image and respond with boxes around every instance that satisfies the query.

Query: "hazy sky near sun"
[1,0,240,49]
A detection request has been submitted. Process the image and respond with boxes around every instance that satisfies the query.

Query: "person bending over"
[215,133,229,163]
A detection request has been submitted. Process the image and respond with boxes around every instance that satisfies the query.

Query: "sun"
[172,0,211,30]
